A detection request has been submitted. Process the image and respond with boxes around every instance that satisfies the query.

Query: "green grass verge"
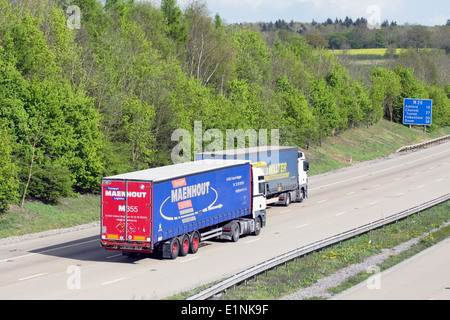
[0,194,100,239]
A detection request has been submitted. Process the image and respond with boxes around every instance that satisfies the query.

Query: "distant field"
[331,48,405,56]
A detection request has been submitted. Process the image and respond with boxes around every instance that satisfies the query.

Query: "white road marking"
[280,210,291,214]
[296,224,309,229]
[101,277,128,286]
[317,200,327,204]
[106,254,123,259]
[245,238,261,244]
[179,257,199,263]
[346,191,355,195]
[369,201,378,206]
[19,273,48,281]
[336,212,347,216]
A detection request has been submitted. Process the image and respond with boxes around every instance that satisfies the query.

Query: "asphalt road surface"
[0,141,448,300]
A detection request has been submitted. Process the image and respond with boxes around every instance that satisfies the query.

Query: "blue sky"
[168,0,449,26]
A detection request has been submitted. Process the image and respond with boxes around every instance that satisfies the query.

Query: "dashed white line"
[372,184,380,188]
[346,191,355,195]
[369,201,379,206]
[19,273,48,281]
[336,212,347,216]
[280,210,291,214]
[245,238,261,244]
[106,254,123,259]
[101,277,128,286]
[417,185,424,189]
[317,200,327,204]
[296,224,309,229]
[179,257,199,263]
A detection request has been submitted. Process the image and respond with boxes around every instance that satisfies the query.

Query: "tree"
[0,126,18,212]
[183,1,236,89]
[406,25,433,48]
[232,27,272,86]
[304,34,329,48]
[122,97,156,170]
[370,67,402,122]
[308,78,340,142]
[161,0,188,47]
[276,75,314,147]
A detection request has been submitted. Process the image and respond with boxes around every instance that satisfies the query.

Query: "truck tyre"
[168,237,179,260]
[179,234,189,257]
[189,231,200,254]
[284,193,290,207]
[252,216,261,236]
[298,189,304,203]
[231,222,240,242]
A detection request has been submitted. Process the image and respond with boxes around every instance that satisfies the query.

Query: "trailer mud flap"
[101,180,153,245]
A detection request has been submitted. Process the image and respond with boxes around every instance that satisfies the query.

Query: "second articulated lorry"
[195,146,309,206]
[100,160,266,259]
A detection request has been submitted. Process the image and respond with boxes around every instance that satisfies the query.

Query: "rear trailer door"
[101,180,153,251]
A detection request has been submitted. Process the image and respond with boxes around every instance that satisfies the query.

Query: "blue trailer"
[100,160,266,259]
[195,146,309,206]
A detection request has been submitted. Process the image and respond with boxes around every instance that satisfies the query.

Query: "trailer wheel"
[189,231,200,254]
[179,234,189,257]
[168,237,179,260]
[231,222,240,242]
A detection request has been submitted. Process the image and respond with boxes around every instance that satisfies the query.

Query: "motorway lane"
[0,141,448,299]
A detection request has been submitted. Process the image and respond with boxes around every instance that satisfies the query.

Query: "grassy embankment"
[1,120,449,239]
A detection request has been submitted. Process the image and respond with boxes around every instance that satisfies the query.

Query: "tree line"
[0,0,449,211]
[258,17,450,52]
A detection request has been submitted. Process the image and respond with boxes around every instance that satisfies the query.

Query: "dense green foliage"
[0,0,448,210]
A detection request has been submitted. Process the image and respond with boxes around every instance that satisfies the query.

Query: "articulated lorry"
[100,160,266,259]
[195,146,309,206]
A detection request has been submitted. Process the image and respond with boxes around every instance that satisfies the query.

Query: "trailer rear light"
[223,227,232,232]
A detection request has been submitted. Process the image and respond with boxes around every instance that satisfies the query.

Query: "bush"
[27,166,74,205]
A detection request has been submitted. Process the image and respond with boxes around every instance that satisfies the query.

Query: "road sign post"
[403,99,432,131]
